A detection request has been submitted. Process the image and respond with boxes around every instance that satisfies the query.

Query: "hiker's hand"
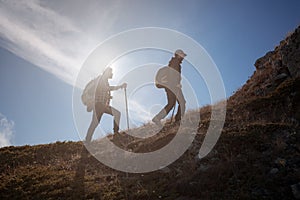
[121,83,127,89]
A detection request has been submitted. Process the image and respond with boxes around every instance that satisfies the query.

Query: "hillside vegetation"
[0,26,299,199]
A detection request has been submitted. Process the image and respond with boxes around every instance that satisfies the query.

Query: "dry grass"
[1,25,300,199]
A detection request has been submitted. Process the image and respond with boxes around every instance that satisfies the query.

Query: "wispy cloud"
[129,100,153,123]
[0,113,15,147]
[110,92,152,129]
[0,0,120,85]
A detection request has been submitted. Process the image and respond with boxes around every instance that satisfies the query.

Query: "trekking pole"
[170,88,178,123]
[170,103,176,123]
[124,88,130,130]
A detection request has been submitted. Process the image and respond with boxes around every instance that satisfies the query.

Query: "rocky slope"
[0,26,299,199]
[229,25,300,121]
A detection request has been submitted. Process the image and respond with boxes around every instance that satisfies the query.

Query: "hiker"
[152,49,187,126]
[85,67,127,142]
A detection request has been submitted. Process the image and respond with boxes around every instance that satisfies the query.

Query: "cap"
[175,49,187,58]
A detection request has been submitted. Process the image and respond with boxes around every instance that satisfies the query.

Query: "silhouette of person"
[152,49,186,126]
[85,67,127,142]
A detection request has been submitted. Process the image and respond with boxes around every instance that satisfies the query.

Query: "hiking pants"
[153,88,186,122]
[85,102,120,142]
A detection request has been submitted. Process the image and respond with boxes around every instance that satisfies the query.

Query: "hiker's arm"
[109,83,127,91]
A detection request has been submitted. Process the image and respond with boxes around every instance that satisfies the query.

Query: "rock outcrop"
[231,26,299,99]
[229,25,300,122]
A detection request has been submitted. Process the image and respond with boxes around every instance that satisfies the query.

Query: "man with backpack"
[152,49,187,126]
[85,67,127,143]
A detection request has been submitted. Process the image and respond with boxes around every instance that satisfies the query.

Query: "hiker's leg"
[85,103,104,142]
[112,107,121,133]
[153,89,176,120]
[175,89,186,121]
[86,112,103,142]
[104,106,121,133]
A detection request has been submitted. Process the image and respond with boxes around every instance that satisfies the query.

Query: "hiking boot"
[173,120,181,126]
[111,131,120,139]
[174,119,181,123]
[152,117,162,127]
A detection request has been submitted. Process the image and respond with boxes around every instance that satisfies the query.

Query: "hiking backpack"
[81,76,100,112]
[155,66,170,88]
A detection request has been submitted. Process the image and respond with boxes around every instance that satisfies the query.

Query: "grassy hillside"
[0,77,299,199]
[1,26,299,199]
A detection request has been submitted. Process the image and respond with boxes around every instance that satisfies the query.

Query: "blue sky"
[0,0,299,147]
